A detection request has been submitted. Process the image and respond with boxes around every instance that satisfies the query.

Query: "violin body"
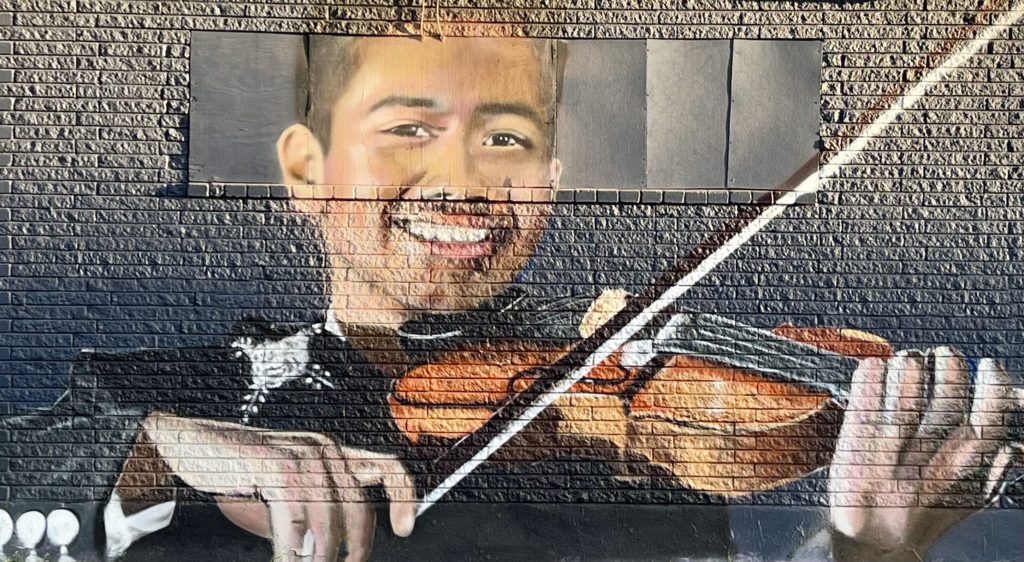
[390,317,894,495]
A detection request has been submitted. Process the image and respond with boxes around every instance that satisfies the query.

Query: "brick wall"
[0,1,1022,560]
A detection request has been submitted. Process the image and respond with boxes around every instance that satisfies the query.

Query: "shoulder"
[74,318,322,379]
[71,319,332,426]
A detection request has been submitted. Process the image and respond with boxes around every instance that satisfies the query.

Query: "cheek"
[322,202,389,255]
[326,142,416,188]
[323,144,381,186]
[476,156,552,187]
[512,205,550,245]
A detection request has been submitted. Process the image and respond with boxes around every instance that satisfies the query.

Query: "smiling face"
[279,37,561,330]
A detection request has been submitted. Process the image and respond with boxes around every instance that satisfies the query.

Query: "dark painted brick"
[248,185,271,198]
[186,183,209,197]
[575,189,596,203]
[0,155,10,167]
[555,190,574,203]
[619,190,641,203]
[597,190,617,203]
[0,265,8,277]
[795,192,817,205]
[730,191,753,204]
[0,99,10,111]
[0,209,9,221]
[640,190,662,203]
[0,126,10,139]
[224,184,247,198]
[0,181,9,195]
[0,70,11,83]
[0,236,8,250]
[684,190,707,204]
[663,190,685,204]
[0,13,10,26]
[707,190,729,204]
[270,185,290,198]
[0,42,9,55]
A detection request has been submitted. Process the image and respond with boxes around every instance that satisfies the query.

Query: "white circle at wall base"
[0,509,12,547]
[46,509,80,548]
[15,510,46,548]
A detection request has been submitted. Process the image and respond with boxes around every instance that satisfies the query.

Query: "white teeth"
[402,220,490,243]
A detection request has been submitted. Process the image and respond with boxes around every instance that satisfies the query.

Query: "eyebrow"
[476,102,545,128]
[366,97,546,128]
[367,96,445,115]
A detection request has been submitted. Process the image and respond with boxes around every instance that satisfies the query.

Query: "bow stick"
[416,1,1024,516]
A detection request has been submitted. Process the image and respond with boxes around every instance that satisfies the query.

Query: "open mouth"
[401,219,491,244]
[395,216,498,258]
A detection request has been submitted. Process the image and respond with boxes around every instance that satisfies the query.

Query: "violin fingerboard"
[651,310,860,402]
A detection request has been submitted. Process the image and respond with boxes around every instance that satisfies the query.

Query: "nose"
[414,135,488,201]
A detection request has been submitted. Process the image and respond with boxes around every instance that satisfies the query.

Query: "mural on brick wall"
[3,31,1024,562]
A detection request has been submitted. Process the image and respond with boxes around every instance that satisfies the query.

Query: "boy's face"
[281,38,561,329]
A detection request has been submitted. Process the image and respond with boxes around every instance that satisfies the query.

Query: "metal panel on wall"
[727,40,821,189]
[646,40,731,189]
[189,32,307,183]
[555,40,647,189]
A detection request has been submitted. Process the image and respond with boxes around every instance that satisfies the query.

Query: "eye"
[384,124,434,138]
[483,132,533,149]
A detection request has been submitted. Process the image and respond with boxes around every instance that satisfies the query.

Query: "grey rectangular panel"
[189,32,307,184]
[728,40,820,189]
[555,40,646,189]
[646,40,730,189]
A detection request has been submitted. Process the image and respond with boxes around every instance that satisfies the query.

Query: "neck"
[328,310,411,377]
[329,284,412,333]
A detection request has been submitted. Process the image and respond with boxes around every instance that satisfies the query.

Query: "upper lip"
[389,199,515,247]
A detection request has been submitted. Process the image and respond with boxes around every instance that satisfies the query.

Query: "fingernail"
[396,511,415,537]
[896,348,924,360]
[884,362,901,413]
[977,357,998,374]
[932,345,964,372]
[970,362,996,427]
[853,357,885,393]
[933,345,961,361]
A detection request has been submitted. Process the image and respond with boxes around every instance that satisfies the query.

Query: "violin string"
[416,0,1024,516]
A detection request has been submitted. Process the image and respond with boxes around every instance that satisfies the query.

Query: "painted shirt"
[4,288,1023,560]
[2,289,738,560]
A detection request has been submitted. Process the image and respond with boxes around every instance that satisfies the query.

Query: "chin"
[406,275,516,315]
[398,248,531,315]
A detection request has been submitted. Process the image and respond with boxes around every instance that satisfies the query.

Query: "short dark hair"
[305,36,565,156]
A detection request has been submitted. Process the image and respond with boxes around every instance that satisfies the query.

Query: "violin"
[390,300,895,496]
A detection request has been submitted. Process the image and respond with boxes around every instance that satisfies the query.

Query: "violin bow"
[416,1,1024,516]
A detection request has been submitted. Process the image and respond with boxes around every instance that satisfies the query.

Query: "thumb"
[381,462,417,537]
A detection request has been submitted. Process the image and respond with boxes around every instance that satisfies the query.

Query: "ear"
[277,124,326,187]
[549,158,562,189]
